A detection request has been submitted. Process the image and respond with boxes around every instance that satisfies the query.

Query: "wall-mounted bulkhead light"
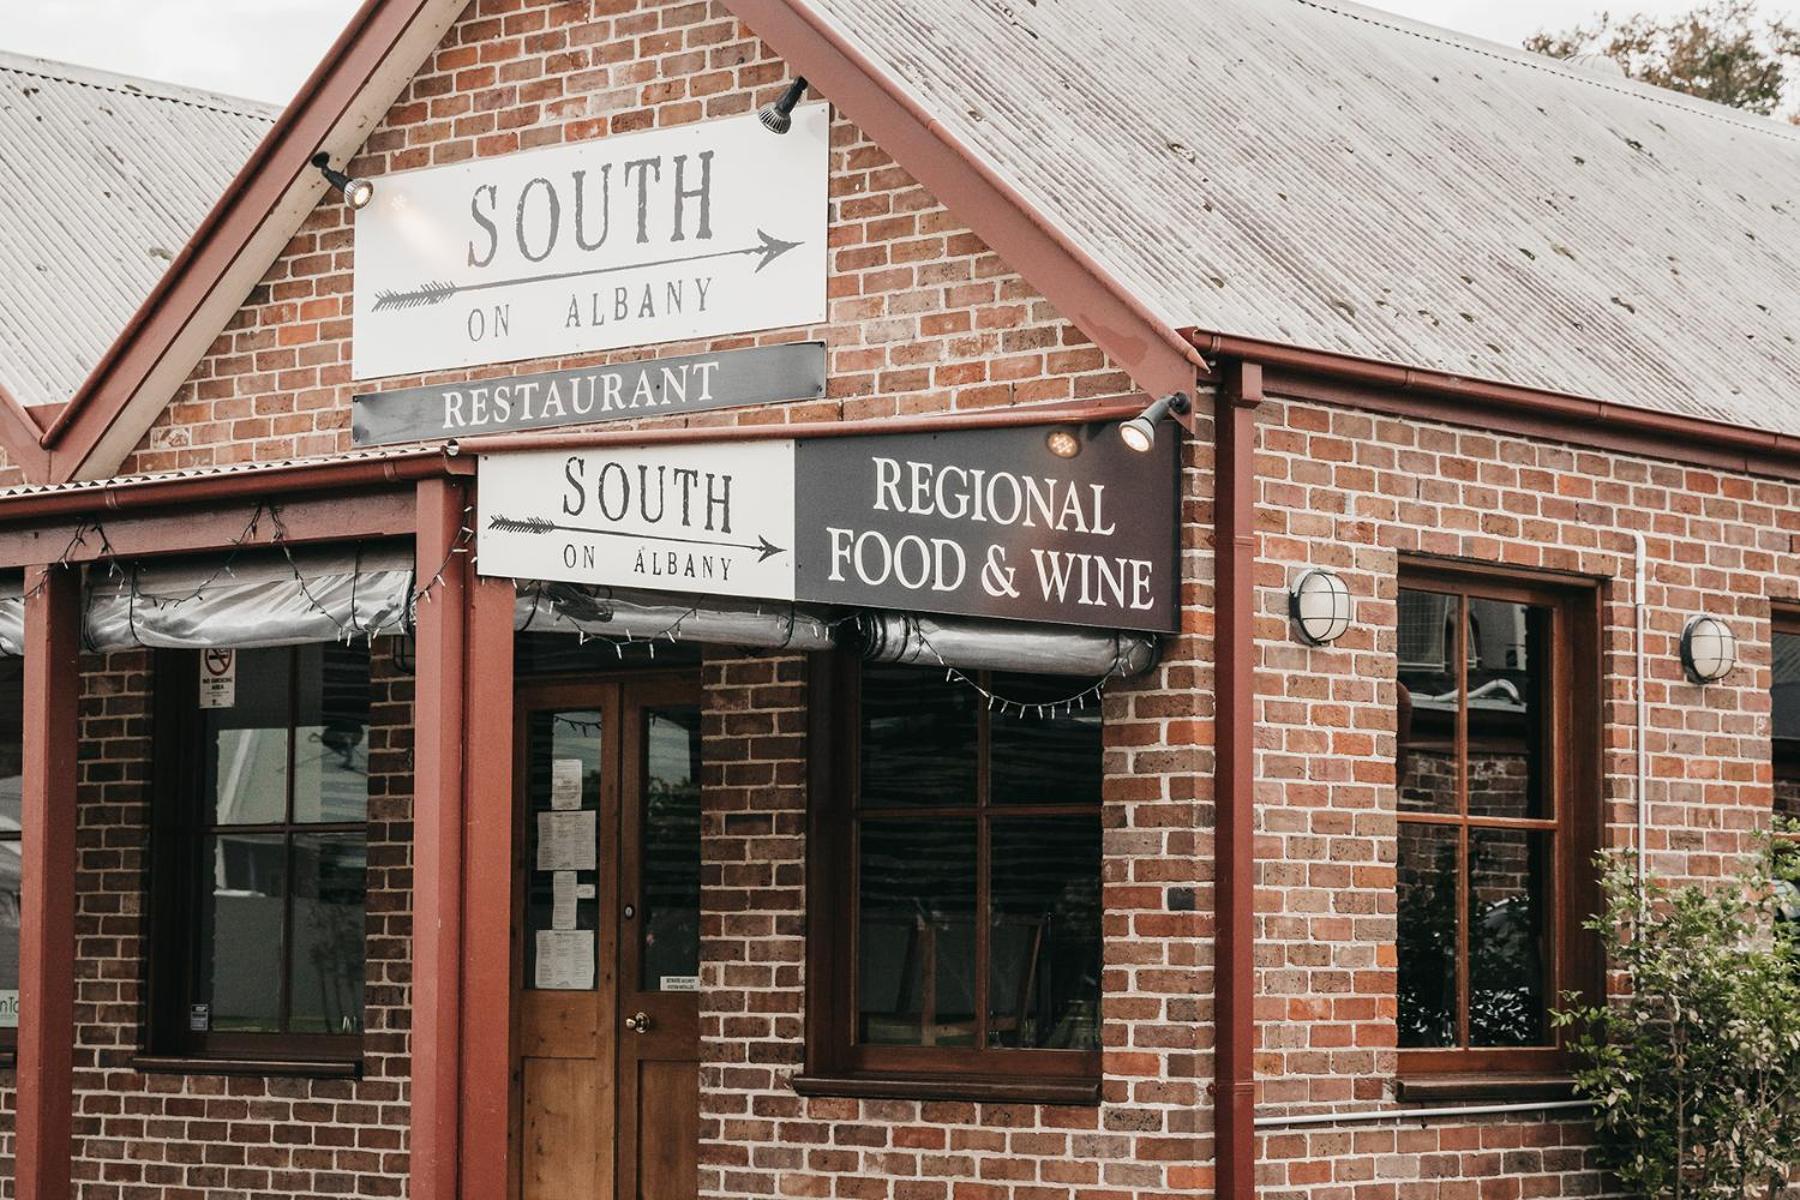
[1289,567,1353,645]
[1679,614,1737,683]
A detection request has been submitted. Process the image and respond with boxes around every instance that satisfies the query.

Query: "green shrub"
[1552,839,1800,1200]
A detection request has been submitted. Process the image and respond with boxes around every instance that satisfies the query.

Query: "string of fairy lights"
[10,504,1128,718]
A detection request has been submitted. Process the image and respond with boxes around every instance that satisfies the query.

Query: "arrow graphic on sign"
[371,229,804,311]
[487,513,787,562]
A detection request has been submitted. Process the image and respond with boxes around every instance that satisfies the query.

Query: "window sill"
[792,1072,1101,1106]
[1395,1073,1575,1104]
[131,1054,363,1080]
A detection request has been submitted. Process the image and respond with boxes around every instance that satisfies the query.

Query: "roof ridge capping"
[0,48,281,122]
[1298,0,1800,143]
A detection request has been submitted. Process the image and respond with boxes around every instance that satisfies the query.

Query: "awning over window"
[515,582,838,651]
[0,555,1160,680]
[854,611,1157,679]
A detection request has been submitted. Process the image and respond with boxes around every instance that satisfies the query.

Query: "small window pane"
[206,648,291,826]
[857,818,977,1045]
[859,666,976,809]
[293,644,371,824]
[989,816,1101,1049]
[1774,629,1800,819]
[0,840,17,1030]
[1397,590,1457,815]
[197,833,287,1032]
[641,707,701,990]
[1469,828,1549,1047]
[1466,600,1549,820]
[989,675,1102,806]
[288,834,366,1034]
[0,657,20,831]
[1397,821,1458,1048]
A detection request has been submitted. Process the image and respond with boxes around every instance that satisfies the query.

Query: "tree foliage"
[1526,0,1800,118]
[1551,840,1800,1200]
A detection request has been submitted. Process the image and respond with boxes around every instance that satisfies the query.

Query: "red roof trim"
[37,0,450,483]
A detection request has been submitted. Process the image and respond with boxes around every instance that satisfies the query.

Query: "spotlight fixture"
[1679,614,1737,683]
[1044,427,1082,459]
[311,152,374,210]
[1119,392,1191,453]
[758,77,809,134]
[1289,568,1353,645]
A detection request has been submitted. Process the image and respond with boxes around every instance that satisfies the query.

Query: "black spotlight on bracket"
[758,77,809,134]
[311,152,375,210]
[1119,392,1191,453]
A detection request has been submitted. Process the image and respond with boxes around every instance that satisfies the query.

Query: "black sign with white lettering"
[795,424,1178,632]
[351,341,826,447]
[476,422,1179,632]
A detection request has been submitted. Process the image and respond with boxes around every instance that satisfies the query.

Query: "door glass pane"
[1466,600,1549,820]
[1396,821,1458,1048]
[988,816,1101,1049]
[289,833,367,1034]
[857,818,976,1045]
[197,832,287,1032]
[206,647,291,826]
[859,666,976,809]
[524,710,602,991]
[989,674,1102,806]
[1397,590,1457,815]
[1469,827,1549,1046]
[640,707,701,991]
[293,644,371,824]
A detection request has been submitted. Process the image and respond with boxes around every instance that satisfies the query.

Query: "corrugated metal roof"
[0,52,276,408]
[801,0,1800,434]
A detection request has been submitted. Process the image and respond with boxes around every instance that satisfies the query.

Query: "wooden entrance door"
[514,675,703,1200]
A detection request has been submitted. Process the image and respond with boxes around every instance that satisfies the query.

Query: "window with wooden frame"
[801,655,1103,1104]
[148,644,370,1065]
[1771,611,1800,825]
[0,658,21,1054]
[1394,566,1600,1077]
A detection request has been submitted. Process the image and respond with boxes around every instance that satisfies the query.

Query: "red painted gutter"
[1186,329,1800,476]
[0,447,465,524]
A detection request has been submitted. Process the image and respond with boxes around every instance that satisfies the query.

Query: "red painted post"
[1214,362,1263,1200]
[412,478,470,1200]
[460,571,515,1199]
[17,563,80,1200]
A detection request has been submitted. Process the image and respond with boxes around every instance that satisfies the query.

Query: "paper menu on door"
[551,871,578,930]
[549,757,584,810]
[535,930,595,990]
[536,810,597,871]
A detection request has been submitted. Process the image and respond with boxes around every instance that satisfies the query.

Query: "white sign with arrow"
[477,442,797,601]
[351,107,829,380]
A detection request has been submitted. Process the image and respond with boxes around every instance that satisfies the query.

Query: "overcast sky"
[0,0,1790,106]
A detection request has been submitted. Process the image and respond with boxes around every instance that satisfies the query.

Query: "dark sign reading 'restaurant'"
[476,423,1177,632]
[351,342,826,446]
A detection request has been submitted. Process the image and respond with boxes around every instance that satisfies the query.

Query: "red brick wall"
[0,643,418,1200]
[17,2,1785,1200]
[698,636,1211,1200]
[123,0,1132,475]
[1248,392,1794,1197]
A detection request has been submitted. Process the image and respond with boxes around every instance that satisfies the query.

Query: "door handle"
[624,1011,652,1034]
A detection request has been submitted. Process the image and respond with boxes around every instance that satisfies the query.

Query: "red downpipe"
[1213,361,1262,1200]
